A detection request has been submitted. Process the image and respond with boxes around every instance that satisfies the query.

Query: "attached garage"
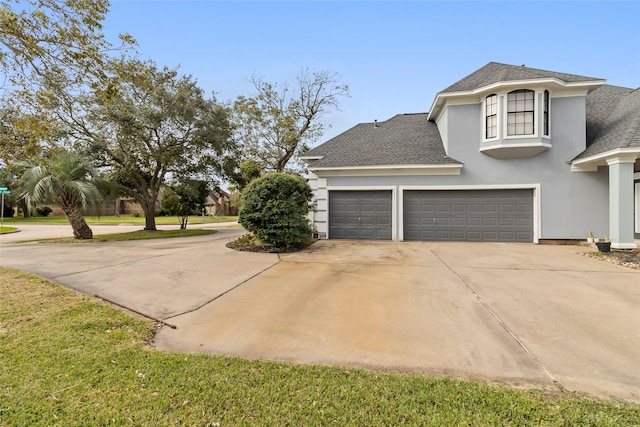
[329,190,392,240]
[403,189,534,242]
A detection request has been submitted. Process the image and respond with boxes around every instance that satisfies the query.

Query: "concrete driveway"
[1,229,639,403]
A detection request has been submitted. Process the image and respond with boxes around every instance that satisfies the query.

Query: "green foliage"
[162,179,210,229]
[0,0,127,90]
[18,151,104,211]
[2,267,639,426]
[227,231,261,250]
[0,108,61,167]
[18,150,106,239]
[75,57,233,231]
[34,206,52,217]
[230,69,349,180]
[2,202,13,217]
[239,173,312,250]
[225,159,262,192]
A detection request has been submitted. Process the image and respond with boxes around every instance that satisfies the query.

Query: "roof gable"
[441,62,602,93]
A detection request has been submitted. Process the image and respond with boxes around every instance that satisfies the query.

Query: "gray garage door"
[329,190,392,240]
[403,189,533,242]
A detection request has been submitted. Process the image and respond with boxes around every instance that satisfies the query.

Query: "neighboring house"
[48,197,152,217]
[302,62,639,249]
[204,190,237,216]
[47,188,237,218]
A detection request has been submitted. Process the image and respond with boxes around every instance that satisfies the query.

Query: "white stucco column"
[607,155,637,249]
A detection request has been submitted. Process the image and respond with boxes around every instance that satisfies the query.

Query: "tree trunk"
[63,205,93,239]
[20,199,30,218]
[143,203,157,231]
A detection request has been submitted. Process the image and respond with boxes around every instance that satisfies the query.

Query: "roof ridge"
[440,62,603,95]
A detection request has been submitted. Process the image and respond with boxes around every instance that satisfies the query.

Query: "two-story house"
[302,62,640,249]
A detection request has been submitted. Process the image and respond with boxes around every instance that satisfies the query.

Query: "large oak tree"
[69,58,233,231]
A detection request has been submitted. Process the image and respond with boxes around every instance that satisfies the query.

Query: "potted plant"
[596,238,611,253]
[587,231,594,244]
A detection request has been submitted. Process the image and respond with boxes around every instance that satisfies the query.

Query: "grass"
[2,214,238,225]
[28,229,219,243]
[0,226,17,233]
[2,267,639,426]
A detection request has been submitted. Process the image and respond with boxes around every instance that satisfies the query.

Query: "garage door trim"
[327,186,397,240]
[399,184,540,243]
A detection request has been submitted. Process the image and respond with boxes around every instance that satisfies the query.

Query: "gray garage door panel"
[329,191,392,240]
[403,189,533,242]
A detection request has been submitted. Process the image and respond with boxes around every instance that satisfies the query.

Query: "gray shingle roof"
[304,113,461,168]
[575,85,640,159]
[441,62,602,93]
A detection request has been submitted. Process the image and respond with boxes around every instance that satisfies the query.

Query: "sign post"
[0,186,12,229]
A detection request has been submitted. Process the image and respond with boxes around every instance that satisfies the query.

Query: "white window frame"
[482,89,551,142]
[483,94,499,141]
[506,89,537,138]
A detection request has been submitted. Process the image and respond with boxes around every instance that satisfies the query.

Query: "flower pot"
[596,242,611,253]
[587,237,594,244]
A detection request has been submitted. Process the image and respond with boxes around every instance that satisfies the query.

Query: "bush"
[239,173,313,251]
[35,206,53,217]
[2,202,14,218]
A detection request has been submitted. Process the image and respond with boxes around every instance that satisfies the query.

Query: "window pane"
[525,123,534,134]
[485,95,498,138]
[507,90,535,135]
[525,99,534,110]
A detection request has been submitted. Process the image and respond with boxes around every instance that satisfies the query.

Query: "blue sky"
[104,1,640,143]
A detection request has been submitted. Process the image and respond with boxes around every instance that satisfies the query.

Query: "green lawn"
[0,225,17,233]
[2,267,638,426]
[31,229,218,243]
[2,214,238,225]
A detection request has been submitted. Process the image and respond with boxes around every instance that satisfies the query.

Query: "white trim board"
[311,164,463,177]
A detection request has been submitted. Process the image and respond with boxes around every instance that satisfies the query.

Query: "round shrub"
[239,173,313,251]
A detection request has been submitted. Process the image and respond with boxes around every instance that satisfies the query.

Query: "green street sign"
[0,186,7,191]
[0,189,11,194]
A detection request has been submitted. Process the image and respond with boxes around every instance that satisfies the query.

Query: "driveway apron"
[0,228,279,319]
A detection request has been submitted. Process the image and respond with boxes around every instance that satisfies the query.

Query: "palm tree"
[20,151,105,239]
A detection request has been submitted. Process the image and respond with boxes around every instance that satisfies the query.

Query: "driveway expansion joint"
[163,258,281,321]
[431,250,564,393]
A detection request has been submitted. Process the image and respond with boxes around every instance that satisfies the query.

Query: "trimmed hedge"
[239,173,313,251]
